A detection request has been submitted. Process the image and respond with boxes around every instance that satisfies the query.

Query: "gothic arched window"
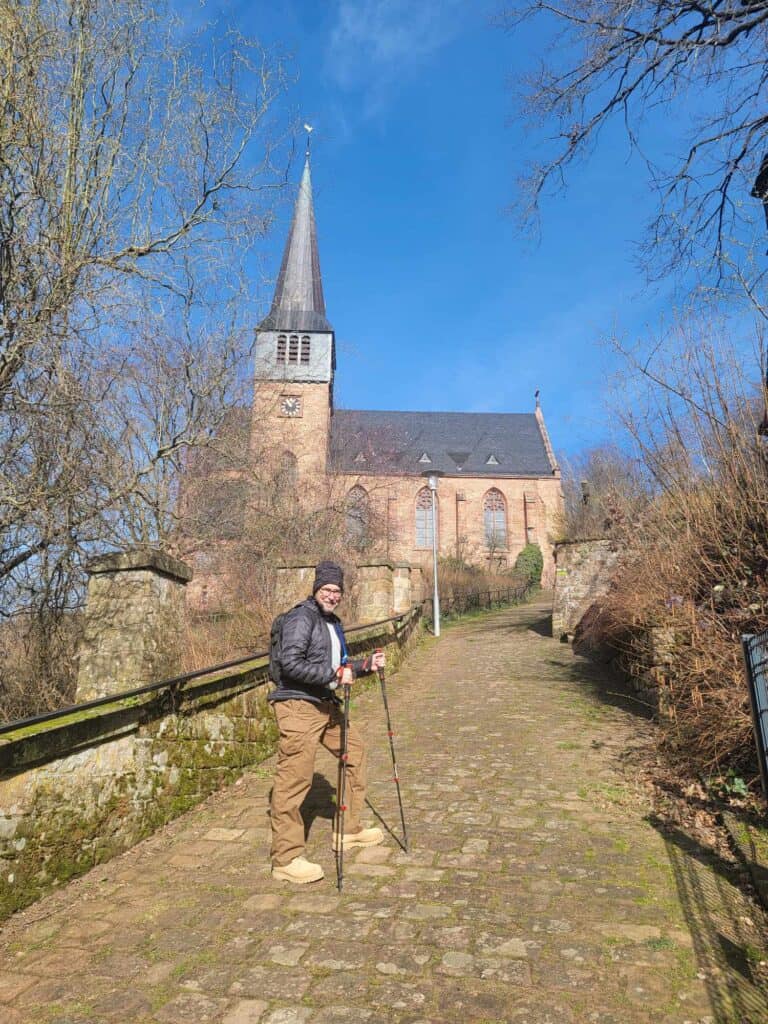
[345,485,370,549]
[415,487,435,549]
[483,488,507,549]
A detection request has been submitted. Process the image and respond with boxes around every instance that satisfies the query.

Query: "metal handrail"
[0,608,416,739]
[0,583,527,740]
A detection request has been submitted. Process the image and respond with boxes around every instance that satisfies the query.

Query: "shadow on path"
[650,816,768,1023]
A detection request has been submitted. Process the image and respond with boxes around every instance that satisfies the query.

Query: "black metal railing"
[0,609,417,740]
[742,629,768,801]
[422,582,532,619]
[0,583,531,740]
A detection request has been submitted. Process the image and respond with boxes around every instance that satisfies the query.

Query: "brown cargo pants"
[270,698,368,866]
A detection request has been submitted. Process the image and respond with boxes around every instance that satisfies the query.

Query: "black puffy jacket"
[268,597,372,705]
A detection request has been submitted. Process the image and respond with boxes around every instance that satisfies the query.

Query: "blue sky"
[180,0,688,461]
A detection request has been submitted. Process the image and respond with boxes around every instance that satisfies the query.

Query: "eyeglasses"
[316,587,342,599]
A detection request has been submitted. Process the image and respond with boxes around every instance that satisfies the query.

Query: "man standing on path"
[269,560,385,884]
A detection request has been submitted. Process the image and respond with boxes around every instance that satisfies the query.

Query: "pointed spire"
[258,153,332,332]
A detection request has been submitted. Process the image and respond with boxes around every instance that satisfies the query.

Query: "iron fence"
[422,582,532,620]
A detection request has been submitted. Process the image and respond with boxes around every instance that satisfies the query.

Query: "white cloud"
[327,0,470,113]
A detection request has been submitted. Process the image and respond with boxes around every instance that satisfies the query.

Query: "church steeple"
[258,155,332,332]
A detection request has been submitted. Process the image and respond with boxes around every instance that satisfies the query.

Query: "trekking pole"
[335,681,352,892]
[375,649,408,853]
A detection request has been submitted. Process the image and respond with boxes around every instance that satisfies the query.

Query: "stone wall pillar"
[356,563,394,622]
[552,539,619,640]
[392,563,413,614]
[410,565,426,604]
[75,549,192,702]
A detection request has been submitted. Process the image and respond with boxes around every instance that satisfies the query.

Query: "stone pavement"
[2,596,768,1024]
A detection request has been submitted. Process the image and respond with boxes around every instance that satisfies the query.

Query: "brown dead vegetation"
[568,323,768,791]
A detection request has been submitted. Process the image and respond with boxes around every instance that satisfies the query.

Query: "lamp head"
[421,469,443,490]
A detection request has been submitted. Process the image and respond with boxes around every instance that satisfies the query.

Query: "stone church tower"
[251,154,334,483]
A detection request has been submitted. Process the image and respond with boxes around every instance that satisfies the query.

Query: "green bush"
[514,543,543,586]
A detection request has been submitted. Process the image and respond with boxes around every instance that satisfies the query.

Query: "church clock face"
[279,395,302,418]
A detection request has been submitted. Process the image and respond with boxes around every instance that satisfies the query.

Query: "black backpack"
[268,603,303,684]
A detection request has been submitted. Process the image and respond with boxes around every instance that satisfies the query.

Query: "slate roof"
[330,409,556,478]
[257,156,332,333]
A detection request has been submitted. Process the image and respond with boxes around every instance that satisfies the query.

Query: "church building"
[250,154,562,584]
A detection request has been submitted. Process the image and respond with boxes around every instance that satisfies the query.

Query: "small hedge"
[514,543,543,586]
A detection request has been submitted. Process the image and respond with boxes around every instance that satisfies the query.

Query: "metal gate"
[741,629,768,801]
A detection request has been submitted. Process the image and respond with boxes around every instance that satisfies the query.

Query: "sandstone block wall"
[332,473,563,588]
[357,563,394,622]
[552,539,619,640]
[393,564,412,614]
[251,380,332,480]
[275,561,420,626]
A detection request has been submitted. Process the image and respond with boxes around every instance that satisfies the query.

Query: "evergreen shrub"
[514,543,544,586]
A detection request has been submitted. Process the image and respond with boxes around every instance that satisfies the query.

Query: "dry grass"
[0,614,81,723]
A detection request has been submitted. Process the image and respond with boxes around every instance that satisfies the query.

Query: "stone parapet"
[87,548,193,581]
[410,565,426,604]
[392,563,413,615]
[0,603,425,923]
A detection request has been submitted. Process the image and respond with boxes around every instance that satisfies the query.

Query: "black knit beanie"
[312,560,344,594]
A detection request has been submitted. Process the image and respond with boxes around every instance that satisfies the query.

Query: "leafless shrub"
[557,444,651,542]
[0,612,82,721]
[579,319,768,778]
[178,412,396,665]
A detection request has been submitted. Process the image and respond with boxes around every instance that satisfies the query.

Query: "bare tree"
[500,1,768,300]
[0,0,292,714]
[0,0,290,578]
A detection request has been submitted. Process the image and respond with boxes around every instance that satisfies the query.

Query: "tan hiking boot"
[332,826,384,851]
[271,856,324,884]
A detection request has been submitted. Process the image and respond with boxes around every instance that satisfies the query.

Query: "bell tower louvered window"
[276,335,287,363]
[288,334,299,363]
[300,336,310,364]
[415,487,435,549]
[483,488,507,548]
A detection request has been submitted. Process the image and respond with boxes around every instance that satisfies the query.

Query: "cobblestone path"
[2,597,768,1023]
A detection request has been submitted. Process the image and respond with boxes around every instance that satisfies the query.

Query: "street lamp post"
[422,471,443,637]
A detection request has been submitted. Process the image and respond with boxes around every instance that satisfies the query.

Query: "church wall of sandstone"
[339,471,562,586]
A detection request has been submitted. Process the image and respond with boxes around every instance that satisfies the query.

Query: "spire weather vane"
[303,123,314,157]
